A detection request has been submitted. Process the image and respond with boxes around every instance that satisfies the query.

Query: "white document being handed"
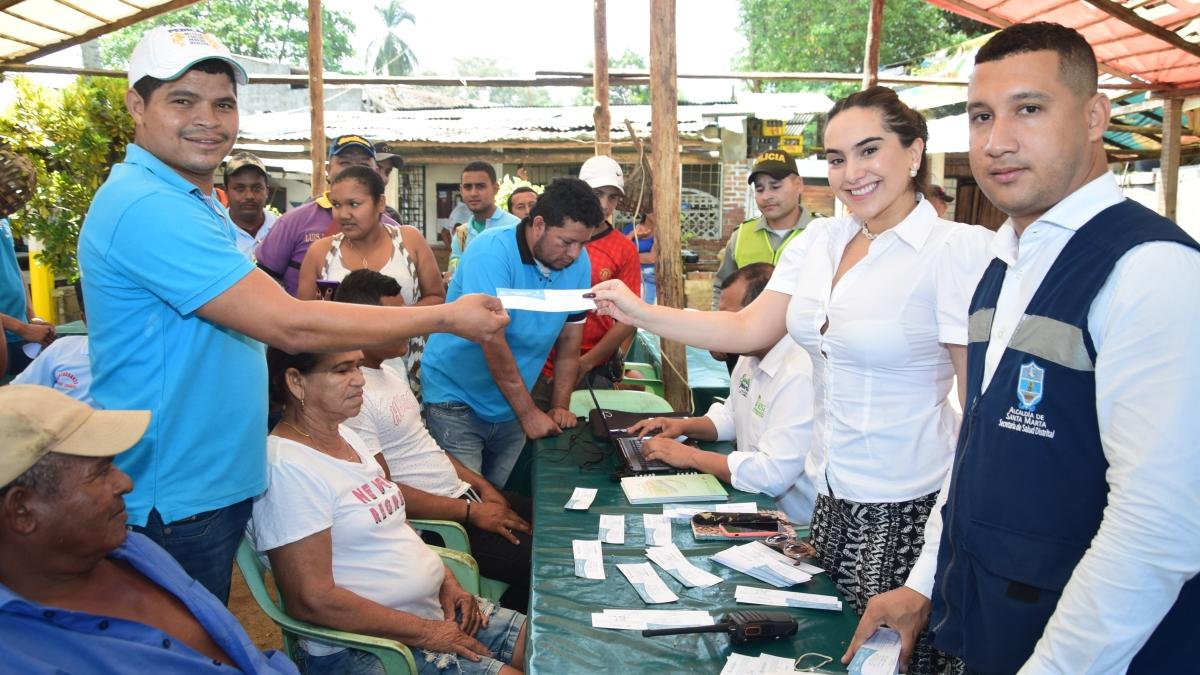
[734,584,842,611]
[643,513,672,546]
[564,487,597,510]
[646,544,723,588]
[590,609,714,630]
[573,539,605,580]
[496,288,596,313]
[711,541,813,588]
[847,627,902,675]
[616,562,679,604]
[599,514,626,544]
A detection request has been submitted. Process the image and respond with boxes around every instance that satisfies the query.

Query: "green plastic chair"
[410,519,509,603]
[236,536,482,674]
[569,388,675,418]
[620,361,666,398]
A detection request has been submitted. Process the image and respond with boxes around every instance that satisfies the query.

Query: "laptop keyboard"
[617,436,673,472]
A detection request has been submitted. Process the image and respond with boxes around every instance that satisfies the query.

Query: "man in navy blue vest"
[843,22,1200,674]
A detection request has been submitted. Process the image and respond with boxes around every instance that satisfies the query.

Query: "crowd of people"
[1,19,1198,675]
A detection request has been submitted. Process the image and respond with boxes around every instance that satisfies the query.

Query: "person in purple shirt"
[0,385,298,674]
[255,134,400,296]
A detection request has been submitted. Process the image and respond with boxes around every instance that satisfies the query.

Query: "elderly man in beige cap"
[0,386,298,673]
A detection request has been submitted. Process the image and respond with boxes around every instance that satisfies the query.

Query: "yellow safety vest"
[732,218,804,267]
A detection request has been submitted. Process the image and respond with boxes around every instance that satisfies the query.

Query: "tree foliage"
[736,0,990,95]
[439,57,552,107]
[369,0,418,75]
[98,0,357,72]
[575,49,652,106]
[0,77,134,280]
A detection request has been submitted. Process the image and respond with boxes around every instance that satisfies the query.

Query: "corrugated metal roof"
[239,104,747,145]
[0,0,202,65]
[928,0,1200,89]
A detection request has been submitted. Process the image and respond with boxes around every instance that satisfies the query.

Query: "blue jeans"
[298,605,525,675]
[131,498,253,604]
[424,401,526,489]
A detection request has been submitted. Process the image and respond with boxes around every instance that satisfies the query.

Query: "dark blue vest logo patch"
[1017,361,1045,411]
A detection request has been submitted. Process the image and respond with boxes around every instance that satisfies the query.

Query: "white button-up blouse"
[765,199,993,503]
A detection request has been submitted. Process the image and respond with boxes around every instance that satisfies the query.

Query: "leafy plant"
[368,0,418,76]
[0,76,134,280]
[98,0,357,73]
[575,49,652,106]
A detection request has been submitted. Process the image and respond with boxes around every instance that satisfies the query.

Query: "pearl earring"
[909,166,918,178]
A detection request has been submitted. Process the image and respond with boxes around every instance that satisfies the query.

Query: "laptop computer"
[585,379,686,475]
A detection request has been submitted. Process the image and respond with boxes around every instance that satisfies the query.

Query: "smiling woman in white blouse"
[591,86,993,675]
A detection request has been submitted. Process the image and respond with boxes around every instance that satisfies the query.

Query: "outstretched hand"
[588,279,647,326]
[448,294,509,345]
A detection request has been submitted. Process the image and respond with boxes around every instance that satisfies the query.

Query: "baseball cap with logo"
[127,26,248,88]
[0,386,150,487]
[224,151,268,182]
[328,135,378,160]
[579,155,625,195]
[747,149,799,184]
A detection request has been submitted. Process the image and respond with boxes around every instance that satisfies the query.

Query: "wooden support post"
[862,0,885,89]
[650,0,689,412]
[308,0,326,198]
[593,0,612,157]
[1159,97,1182,222]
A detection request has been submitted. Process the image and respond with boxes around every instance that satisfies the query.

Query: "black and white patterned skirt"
[811,491,963,675]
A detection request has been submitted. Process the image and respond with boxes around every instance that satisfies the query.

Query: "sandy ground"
[229,565,285,653]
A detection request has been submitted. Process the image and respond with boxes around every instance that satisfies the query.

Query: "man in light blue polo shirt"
[423,178,602,487]
[448,160,521,273]
[78,26,509,603]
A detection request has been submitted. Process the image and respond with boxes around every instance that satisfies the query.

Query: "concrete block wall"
[721,159,752,238]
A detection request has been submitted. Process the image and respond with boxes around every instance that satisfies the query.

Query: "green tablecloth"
[627,330,731,414]
[525,425,856,673]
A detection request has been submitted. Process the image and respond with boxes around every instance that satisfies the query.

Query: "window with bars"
[395,164,425,230]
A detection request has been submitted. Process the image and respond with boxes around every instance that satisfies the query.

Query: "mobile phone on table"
[718,522,779,538]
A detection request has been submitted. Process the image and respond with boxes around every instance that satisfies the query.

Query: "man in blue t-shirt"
[423,178,603,488]
[78,26,508,603]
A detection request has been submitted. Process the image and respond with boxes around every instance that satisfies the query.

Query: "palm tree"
[368,1,417,75]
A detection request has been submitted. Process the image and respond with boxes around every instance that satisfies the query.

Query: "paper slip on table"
[525,424,860,673]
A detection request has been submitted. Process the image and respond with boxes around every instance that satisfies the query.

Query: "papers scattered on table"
[711,542,813,588]
[616,562,679,603]
[662,501,757,521]
[496,288,596,313]
[590,609,714,630]
[847,627,902,675]
[646,544,723,588]
[573,540,605,579]
[564,487,597,510]
[734,585,842,611]
[621,473,728,504]
[720,652,798,675]
[599,514,625,544]
[643,513,672,546]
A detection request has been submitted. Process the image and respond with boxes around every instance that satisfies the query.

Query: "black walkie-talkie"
[641,610,798,644]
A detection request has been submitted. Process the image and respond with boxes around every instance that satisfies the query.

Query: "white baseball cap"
[128,26,248,88]
[579,155,625,195]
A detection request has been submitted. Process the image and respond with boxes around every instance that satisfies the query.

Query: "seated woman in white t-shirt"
[332,269,534,612]
[252,346,527,675]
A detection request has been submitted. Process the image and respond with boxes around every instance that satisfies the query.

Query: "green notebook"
[620,473,729,505]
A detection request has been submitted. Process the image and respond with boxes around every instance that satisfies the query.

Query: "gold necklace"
[342,237,370,268]
[860,223,878,240]
[281,420,356,462]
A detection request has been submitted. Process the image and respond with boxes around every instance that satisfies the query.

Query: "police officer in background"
[710,149,812,368]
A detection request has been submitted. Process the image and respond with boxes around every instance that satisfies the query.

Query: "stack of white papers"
[847,627,902,675]
[616,562,679,603]
[496,288,595,312]
[662,501,758,521]
[643,513,672,545]
[564,487,598,510]
[590,609,714,630]
[734,585,843,611]
[711,542,813,588]
[646,544,723,588]
[720,653,798,675]
[599,514,625,544]
[573,540,605,579]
